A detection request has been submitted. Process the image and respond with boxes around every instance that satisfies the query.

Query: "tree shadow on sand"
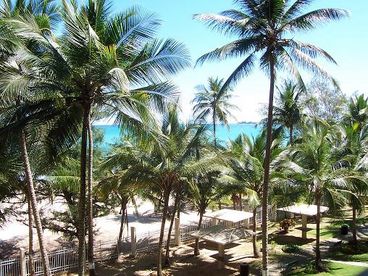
[0,238,22,259]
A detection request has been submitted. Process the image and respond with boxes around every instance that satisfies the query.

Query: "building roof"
[203,209,253,223]
[277,204,329,216]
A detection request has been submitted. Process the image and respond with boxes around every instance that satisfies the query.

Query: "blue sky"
[114,0,368,122]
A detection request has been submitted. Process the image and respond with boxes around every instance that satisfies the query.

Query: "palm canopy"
[192,77,237,146]
[103,106,219,193]
[0,0,190,153]
[223,130,283,204]
[288,118,365,210]
[271,80,303,144]
[344,94,368,129]
[195,0,348,89]
[192,77,237,124]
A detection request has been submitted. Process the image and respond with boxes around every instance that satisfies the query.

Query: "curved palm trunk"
[117,198,128,255]
[261,57,276,276]
[315,189,322,271]
[157,190,170,276]
[352,205,357,245]
[87,117,96,276]
[27,193,35,276]
[20,130,51,276]
[252,208,259,258]
[164,193,180,266]
[78,106,90,276]
[194,210,204,256]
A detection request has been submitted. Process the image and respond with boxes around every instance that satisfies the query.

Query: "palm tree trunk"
[261,56,276,276]
[87,115,96,276]
[213,112,217,147]
[352,205,357,245]
[315,189,322,271]
[20,130,51,276]
[117,198,127,255]
[157,190,170,276]
[232,194,236,210]
[289,125,293,145]
[164,193,180,266]
[194,210,204,255]
[252,208,259,258]
[78,105,90,276]
[239,194,243,211]
[27,193,35,276]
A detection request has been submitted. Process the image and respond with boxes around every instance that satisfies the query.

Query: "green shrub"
[282,244,301,253]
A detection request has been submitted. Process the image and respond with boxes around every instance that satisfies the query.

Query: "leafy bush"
[279,218,296,232]
[282,244,301,253]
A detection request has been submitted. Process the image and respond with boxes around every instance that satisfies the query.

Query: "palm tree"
[195,1,347,272]
[0,1,60,275]
[3,1,190,274]
[272,81,303,145]
[224,131,282,258]
[344,94,368,130]
[192,77,237,146]
[106,106,218,276]
[289,118,365,271]
[341,95,368,244]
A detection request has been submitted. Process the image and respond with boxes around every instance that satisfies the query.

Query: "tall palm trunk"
[157,189,170,276]
[87,116,95,276]
[239,194,243,211]
[252,208,259,258]
[20,130,51,276]
[352,204,357,245]
[261,57,275,276]
[289,125,293,145]
[194,210,204,255]
[27,192,35,276]
[315,189,322,271]
[78,105,90,276]
[165,193,180,266]
[117,198,128,254]
[213,111,217,147]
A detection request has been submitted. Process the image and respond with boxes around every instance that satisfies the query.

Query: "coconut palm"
[0,1,60,275]
[289,118,365,271]
[195,1,347,272]
[340,96,368,244]
[192,77,237,146]
[105,106,219,275]
[223,130,283,258]
[272,81,303,145]
[344,94,368,130]
[2,0,190,274]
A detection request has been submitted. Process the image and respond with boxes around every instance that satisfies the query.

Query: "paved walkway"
[322,259,368,268]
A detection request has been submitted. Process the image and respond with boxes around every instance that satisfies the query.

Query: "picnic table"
[191,225,252,258]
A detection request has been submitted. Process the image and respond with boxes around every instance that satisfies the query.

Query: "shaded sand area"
[0,198,202,259]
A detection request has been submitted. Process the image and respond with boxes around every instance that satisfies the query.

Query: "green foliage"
[282,243,301,254]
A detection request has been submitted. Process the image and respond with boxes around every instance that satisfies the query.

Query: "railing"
[0,205,275,276]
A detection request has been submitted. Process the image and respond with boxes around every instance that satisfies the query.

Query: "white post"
[130,226,136,257]
[244,218,249,228]
[174,218,181,246]
[19,248,27,276]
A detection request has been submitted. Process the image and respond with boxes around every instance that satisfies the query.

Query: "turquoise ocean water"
[95,123,261,148]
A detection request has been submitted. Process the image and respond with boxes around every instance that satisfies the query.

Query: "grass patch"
[328,241,368,262]
[289,261,368,275]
